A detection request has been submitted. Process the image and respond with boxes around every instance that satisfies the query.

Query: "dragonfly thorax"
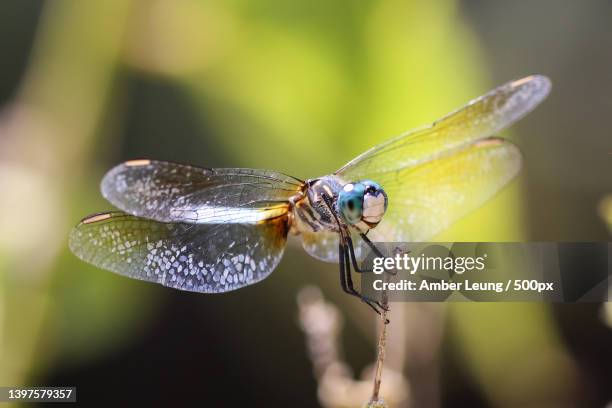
[298,176,344,231]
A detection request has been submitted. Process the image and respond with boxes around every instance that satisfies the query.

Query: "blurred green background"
[0,1,610,407]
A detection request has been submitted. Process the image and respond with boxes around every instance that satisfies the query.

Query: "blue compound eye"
[337,183,365,225]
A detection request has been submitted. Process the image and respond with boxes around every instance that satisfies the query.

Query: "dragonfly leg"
[357,233,398,276]
[345,235,373,273]
[338,243,384,315]
[338,243,351,294]
[342,243,390,314]
[346,237,390,312]
[359,232,384,258]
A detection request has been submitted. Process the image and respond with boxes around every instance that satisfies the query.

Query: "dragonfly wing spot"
[124,159,151,167]
[81,213,112,224]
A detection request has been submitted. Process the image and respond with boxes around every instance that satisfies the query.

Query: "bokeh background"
[0,1,610,407]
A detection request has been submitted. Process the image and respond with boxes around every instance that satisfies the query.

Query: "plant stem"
[370,286,389,403]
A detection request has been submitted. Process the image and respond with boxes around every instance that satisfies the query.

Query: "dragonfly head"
[337,180,388,228]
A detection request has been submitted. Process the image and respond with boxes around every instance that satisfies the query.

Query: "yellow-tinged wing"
[366,138,521,242]
[336,75,550,180]
[330,75,550,243]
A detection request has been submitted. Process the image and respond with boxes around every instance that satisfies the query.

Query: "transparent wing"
[336,75,550,179]
[301,230,339,263]
[69,211,289,293]
[364,138,521,242]
[101,160,304,224]
[301,230,367,264]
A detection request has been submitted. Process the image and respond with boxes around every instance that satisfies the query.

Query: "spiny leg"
[359,232,384,258]
[338,242,370,307]
[356,233,398,276]
[338,243,352,296]
[342,243,368,304]
[345,241,391,322]
[339,242,383,315]
[344,238,388,312]
[344,245,390,323]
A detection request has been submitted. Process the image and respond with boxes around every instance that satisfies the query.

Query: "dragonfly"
[69,75,551,314]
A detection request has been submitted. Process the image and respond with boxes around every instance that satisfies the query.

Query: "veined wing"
[101,160,304,224]
[365,138,521,242]
[301,230,339,263]
[336,75,550,179]
[301,230,365,263]
[69,211,289,293]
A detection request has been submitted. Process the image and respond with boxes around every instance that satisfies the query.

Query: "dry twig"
[368,268,390,405]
